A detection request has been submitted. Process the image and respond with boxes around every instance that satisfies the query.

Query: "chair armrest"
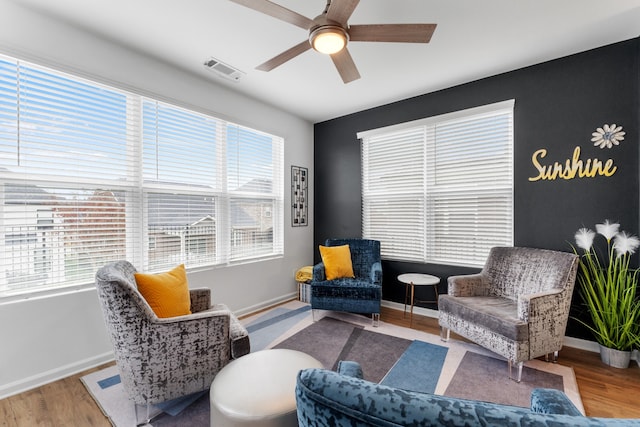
[137,309,233,357]
[370,261,382,285]
[163,303,249,359]
[337,361,363,379]
[518,288,572,357]
[447,273,489,297]
[530,388,582,416]
[190,288,211,313]
[517,288,564,322]
[312,262,326,281]
[153,306,232,324]
[212,303,251,358]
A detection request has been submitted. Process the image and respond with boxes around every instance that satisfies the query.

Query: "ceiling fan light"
[310,27,347,55]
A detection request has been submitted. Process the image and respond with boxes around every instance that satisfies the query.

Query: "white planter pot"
[599,344,631,368]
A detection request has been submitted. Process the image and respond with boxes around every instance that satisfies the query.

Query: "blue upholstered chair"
[296,361,639,426]
[311,238,382,325]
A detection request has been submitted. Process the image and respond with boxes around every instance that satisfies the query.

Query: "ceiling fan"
[230,0,437,83]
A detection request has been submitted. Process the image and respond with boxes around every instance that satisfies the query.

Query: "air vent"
[204,57,244,82]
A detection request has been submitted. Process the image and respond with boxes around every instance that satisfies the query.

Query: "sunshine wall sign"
[529,124,625,182]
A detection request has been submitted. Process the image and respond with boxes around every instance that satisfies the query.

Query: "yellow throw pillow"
[319,244,355,280]
[134,264,191,318]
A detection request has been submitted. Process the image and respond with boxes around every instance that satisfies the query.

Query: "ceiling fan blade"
[256,40,311,71]
[349,24,437,43]
[326,0,360,25]
[330,47,360,83]
[230,0,314,30]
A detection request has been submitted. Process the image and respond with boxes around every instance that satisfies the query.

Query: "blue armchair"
[311,238,382,325]
[296,361,640,426]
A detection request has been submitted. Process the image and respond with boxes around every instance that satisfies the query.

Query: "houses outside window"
[0,54,284,297]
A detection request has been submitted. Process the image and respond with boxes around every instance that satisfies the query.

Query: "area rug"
[444,351,565,407]
[275,316,414,381]
[81,300,583,426]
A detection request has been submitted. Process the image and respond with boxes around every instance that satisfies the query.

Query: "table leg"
[410,282,415,328]
[433,283,439,307]
[403,281,409,318]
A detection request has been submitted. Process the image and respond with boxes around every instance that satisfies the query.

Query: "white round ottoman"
[210,349,323,427]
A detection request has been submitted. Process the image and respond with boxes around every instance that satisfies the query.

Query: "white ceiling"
[9,0,640,123]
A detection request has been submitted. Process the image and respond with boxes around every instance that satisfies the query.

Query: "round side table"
[397,273,440,328]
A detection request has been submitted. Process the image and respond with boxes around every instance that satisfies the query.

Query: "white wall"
[0,1,314,398]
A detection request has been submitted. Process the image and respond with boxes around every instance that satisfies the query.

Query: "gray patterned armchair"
[94,261,250,418]
[438,247,579,382]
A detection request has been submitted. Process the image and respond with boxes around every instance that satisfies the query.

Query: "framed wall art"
[291,165,308,226]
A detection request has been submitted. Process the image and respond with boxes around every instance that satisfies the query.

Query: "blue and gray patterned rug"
[81,301,583,426]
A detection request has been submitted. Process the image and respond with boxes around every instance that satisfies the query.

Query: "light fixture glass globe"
[311,28,347,55]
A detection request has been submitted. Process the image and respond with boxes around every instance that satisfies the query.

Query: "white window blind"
[0,58,140,293]
[359,101,514,267]
[227,124,284,261]
[142,100,222,271]
[0,54,284,298]
[361,128,426,262]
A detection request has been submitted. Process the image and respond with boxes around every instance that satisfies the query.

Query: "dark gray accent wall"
[313,38,640,340]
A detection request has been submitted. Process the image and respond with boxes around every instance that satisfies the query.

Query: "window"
[0,54,284,297]
[358,100,514,267]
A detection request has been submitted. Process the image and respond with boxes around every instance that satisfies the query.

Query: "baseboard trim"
[0,351,114,400]
[563,336,600,352]
[381,298,440,319]
[236,292,298,318]
[381,299,599,354]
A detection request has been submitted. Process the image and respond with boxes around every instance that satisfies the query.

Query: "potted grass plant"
[573,220,640,368]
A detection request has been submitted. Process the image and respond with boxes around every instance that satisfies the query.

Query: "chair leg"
[508,360,523,383]
[545,350,559,363]
[440,327,450,342]
[372,313,380,327]
[134,403,152,426]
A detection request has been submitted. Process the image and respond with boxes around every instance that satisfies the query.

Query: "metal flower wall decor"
[592,124,625,149]
[528,122,625,182]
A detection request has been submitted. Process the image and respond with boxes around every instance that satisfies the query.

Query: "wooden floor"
[1,305,639,426]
